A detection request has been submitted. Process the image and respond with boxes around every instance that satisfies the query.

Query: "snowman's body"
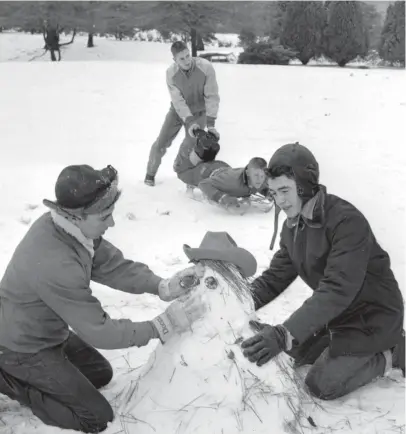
[118,262,306,434]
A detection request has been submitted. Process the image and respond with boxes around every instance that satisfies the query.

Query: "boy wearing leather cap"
[241,143,405,400]
[0,164,203,432]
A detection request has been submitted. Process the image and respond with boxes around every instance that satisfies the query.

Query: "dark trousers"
[146,107,206,177]
[0,333,114,432]
[177,160,230,187]
[287,331,387,400]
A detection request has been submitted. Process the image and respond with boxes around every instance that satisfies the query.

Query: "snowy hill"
[0,32,405,434]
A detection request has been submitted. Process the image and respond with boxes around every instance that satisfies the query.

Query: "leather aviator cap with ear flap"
[267,142,320,199]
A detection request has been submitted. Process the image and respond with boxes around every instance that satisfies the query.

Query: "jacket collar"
[242,167,249,186]
[286,185,326,229]
[51,211,94,258]
[178,58,196,77]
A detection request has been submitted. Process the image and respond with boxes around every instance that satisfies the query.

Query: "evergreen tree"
[359,2,384,51]
[280,1,327,65]
[138,2,232,56]
[324,1,369,66]
[266,1,289,41]
[379,1,405,66]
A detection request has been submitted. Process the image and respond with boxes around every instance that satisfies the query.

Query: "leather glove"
[194,130,220,161]
[219,195,251,215]
[219,194,240,209]
[241,321,289,366]
[207,127,220,140]
[152,295,205,343]
[158,266,200,302]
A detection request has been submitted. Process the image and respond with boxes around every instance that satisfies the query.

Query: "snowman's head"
[180,260,257,342]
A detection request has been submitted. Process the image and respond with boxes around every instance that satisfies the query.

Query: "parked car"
[198,52,237,64]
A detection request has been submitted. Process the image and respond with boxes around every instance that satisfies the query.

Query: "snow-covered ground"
[0,33,405,434]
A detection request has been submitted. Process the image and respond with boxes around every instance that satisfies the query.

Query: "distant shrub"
[159,30,172,42]
[238,29,257,48]
[238,42,297,65]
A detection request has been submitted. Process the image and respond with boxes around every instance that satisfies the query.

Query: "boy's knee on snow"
[305,370,342,401]
[98,361,113,389]
[80,402,114,433]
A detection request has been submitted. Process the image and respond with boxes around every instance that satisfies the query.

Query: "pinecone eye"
[180,276,200,289]
[205,276,218,290]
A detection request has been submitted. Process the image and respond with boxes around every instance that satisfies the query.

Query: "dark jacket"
[252,186,404,357]
[198,166,269,203]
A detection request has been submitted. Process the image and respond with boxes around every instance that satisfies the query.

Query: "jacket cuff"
[143,275,164,296]
[283,316,307,346]
[184,115,195,126]
[129,321,159,347]
[207,116,216,128]
[212,191,226,203]
[148,320,161,340]
[281,325,295,351]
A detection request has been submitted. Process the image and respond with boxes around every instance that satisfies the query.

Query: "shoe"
[144,174,155,187]
[392,329,405,377]
[186,184,194,198]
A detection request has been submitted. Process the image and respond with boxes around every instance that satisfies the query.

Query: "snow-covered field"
[0,33,405,434]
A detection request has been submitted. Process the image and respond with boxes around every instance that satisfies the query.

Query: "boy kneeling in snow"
[178,128,270,214]
[0,164,203,433]
[241,143,405,399]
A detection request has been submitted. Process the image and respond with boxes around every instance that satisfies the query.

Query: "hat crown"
[55,164,115,209]
[183,231,257,278]
[268,142,319,198]
[198,232,237,250]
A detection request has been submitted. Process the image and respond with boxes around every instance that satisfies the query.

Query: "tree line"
[273,1,404,66]
[0,1,404,66]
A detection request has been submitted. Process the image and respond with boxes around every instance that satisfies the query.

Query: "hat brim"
[183,244,257,278]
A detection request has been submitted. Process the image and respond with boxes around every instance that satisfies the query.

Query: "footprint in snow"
[126,212,136,221]
[19,216,32,225]
[161,255,183,266]
[19,203,41,225]
[157,210,171,216]
[25,203,39,211]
